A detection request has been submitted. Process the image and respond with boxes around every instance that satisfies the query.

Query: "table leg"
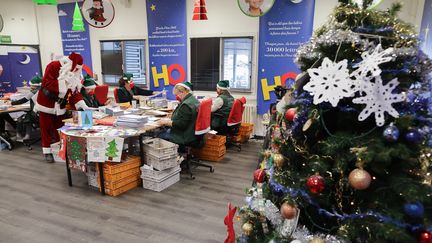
[98,163,105,196]
[139,134,145,167]
[65,156,72,187]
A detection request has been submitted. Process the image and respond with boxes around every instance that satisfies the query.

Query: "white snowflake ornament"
[352,76,405,126]
[353,44,394,80]
[304,57,355,107]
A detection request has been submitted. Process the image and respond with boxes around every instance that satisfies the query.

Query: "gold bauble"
[348,168,372,190]
[273,153,285,169]
[264,150,272,159]
[280,202,297,219]
[242,222,253,236]
[310,238,325,243]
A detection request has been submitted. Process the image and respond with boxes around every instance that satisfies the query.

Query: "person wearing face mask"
[159,81,200,146]
[35,52,92,163]
[245,0,264,16]
[80,75,102,108]
[117,73,154,103]
[211,80,234,133]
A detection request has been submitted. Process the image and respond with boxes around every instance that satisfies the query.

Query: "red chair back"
[94,84,108,105]
[195,98,212,135]
[113,88,119,103]
[227,97,246,126]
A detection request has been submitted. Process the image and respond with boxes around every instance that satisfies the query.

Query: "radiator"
[242,104,256,124]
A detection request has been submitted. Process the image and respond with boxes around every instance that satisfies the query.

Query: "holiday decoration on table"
[104,137,124,162]
[72,1,85,32]
[67,135,87,172]
[192,0,207,20]
[235,0,432,242]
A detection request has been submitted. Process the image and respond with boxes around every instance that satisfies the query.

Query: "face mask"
[176,95,182,102]
[88,90,95,96]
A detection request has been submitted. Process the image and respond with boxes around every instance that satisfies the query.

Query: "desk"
[0,105,31,150]
[61,117,168,195]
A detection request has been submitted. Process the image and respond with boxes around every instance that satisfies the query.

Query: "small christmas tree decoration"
[280,202,297,219]
[285,108,297,121]
[242,222,253,236]
[403,202,424,218]
[72,1,85,32]
[192,0,208,20]
[419,231,432,243]
[306,174,325,194]
[254,169,266,183]
[383,123,400,142]
[405,129,423,144]
[105,139,118,160]
[348,168,371,190]
[273,153,285,169]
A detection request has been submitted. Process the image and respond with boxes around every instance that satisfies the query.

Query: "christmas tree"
[72,1,85,32]
[237,1,432,242]
[105,139,118,161]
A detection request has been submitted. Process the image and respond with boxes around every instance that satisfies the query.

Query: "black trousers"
[0,113,17,133]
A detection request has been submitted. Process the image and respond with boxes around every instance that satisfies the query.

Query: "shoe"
[45,154,55,163]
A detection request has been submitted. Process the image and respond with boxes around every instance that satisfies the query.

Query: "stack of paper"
[116,115,149,128]
[105,107,124,116]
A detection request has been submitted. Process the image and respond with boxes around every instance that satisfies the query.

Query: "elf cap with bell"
[29,75,42,86]
[217,80,230,90]
[122,73,133,82]
[175,81,193,91]
[83,75,96,89]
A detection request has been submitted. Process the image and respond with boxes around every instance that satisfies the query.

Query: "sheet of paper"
[104,137,124,162]
[87,137,106,162]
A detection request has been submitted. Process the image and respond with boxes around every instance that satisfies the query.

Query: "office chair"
[182,98,214,179]
[113,88,119,103]
[221,97,246,152]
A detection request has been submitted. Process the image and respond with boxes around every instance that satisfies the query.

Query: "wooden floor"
[0,140,261,243]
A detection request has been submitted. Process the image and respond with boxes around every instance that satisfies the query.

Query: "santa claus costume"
[35,52,90,162]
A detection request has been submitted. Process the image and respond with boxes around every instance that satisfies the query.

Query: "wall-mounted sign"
[0,35,12,44]
[238,0,275,17]
[81,0,115,28]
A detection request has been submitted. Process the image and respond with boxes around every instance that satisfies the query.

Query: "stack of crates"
[97,156,141,196]
[141,138,180,192]
[233,123,254,143]
[192,134,226,162]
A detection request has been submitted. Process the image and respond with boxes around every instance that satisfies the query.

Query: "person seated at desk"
[0,75,42,143]
[159,81,200,146]
[117,73,154,103]
[211,80,234,134]
[80,75,111,108]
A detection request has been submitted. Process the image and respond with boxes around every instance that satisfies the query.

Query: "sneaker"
[45,154,54,163]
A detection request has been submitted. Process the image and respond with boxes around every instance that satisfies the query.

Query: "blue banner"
[146,0,187,100]
[257,0,315,114]
[420,0,432,58]
[57,2,93,75]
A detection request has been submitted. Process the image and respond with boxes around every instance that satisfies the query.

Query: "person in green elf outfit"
[117,73,154,103]
[211,80,234,133]
[80,75,101,108]
[159,81,200,146]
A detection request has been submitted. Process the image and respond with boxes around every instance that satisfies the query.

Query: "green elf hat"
[216,80,230,90]
[83,75,96,89]
[29,75,42,86]
[122,73,133,82]
[175,81,193,91]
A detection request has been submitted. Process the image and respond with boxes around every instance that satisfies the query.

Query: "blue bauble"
[404,202,424,218]
[405,129,423,144]
[383,124,400,142]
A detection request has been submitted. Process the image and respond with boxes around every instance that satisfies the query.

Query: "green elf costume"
[80,75,99,108]
[211,80,234,133]
[170,81,200,146]
[117,73,153,103]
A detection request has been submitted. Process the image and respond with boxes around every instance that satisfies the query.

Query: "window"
[100,40,146,85]
[191,37,253,92]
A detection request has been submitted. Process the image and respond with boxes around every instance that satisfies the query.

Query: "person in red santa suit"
[35,52,91,163]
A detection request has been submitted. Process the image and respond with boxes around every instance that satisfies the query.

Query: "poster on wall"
[238,0,275,17]
[81,0,115,28]
[256,0,315,114]
[0,46,42,96]
[146,0,187,100]
[58,2,93,75]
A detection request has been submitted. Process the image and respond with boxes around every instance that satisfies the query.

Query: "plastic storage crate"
[145,153,179,171]
[204,134,226,146]
[104,180,141,197]
[103,156,141,175]
[141,168,181,192]
[142,138,178,159]
[140,165,181,180]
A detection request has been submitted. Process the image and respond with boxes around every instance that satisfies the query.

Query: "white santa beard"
[58,60,82,97]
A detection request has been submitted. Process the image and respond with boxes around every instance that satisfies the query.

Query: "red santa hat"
[68,52,83,72]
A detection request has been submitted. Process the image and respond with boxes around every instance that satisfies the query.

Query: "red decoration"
[285,108,297,121]
[419,231,432,243]
[348,168,371,190]
[254,169,266,183]
[280,202,297,219]
[192,0,208,20]
[224,203,237,243]
[306,174,325,194]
